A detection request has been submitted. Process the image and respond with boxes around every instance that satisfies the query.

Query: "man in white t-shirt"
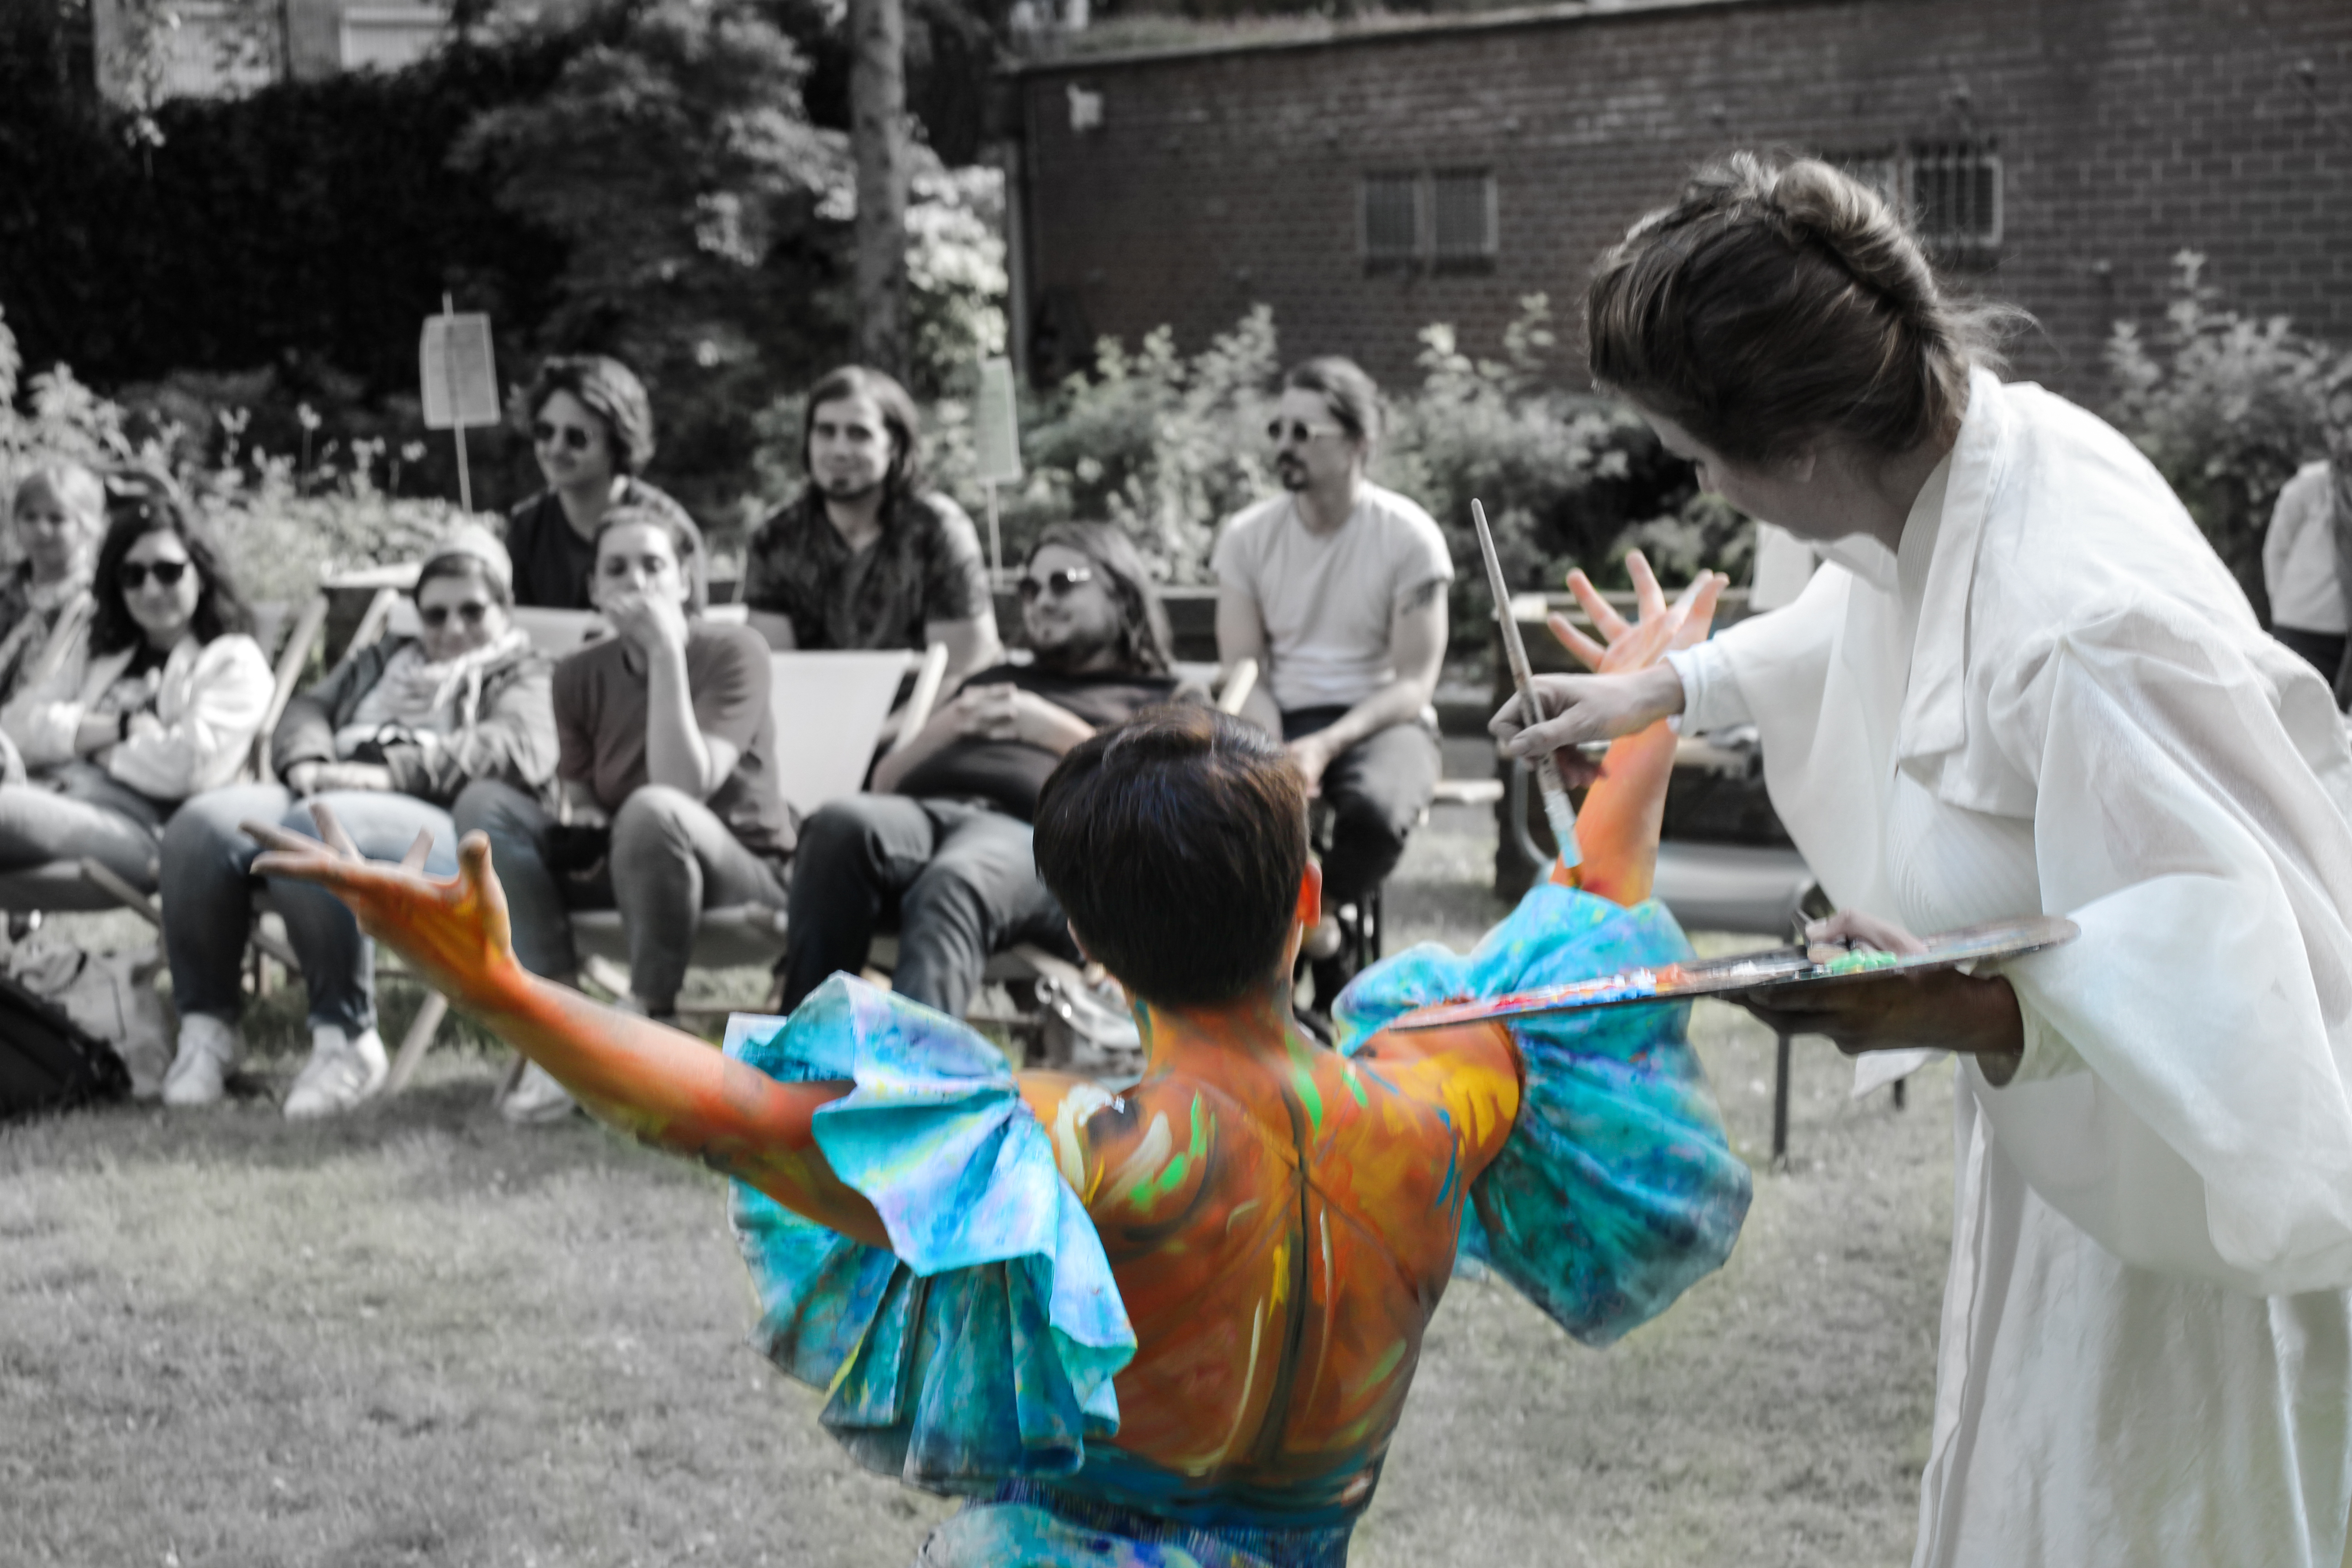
[2264,371,2352,707]
[1214,357,1451,1007]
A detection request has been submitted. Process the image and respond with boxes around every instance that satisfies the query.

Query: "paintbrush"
[1474,498,1582,871]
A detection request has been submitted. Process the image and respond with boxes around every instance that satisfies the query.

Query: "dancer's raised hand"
[1490,552,1723,759]
[246,804,524,1013]
[1546,550,1727,677]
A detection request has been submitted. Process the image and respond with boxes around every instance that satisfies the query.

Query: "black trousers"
[780,795,1075,1018]
[1280,707,1442,906]
[2275,625,2352,710]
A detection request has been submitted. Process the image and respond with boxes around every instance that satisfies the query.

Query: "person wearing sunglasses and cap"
[774,522,1180,1022]
[507,355,706,610]
[152,525,556,1114]
[1214,356,1451,1015]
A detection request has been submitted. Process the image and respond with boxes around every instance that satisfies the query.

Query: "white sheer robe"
[1667,369,2352,1567]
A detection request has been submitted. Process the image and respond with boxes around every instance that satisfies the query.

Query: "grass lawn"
[1,805,1954,1567]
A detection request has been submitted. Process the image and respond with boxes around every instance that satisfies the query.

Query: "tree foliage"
[2107,250,2349,618]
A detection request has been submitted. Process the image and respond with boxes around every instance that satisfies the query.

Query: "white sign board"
[419,313,499,431]
[973,357,1023,485]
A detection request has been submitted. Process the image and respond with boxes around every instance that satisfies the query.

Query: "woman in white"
[0,477,271,892]
[1497,154,2352,1567]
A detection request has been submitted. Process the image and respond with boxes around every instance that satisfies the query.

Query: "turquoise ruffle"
[722,975,1136,1490]
[1333,882,1753,1346]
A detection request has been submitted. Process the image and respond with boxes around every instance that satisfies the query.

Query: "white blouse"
[1668,369,2352,1568]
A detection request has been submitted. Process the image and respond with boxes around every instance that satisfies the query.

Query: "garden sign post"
[419,294,498,513]
[972,356,1023,583]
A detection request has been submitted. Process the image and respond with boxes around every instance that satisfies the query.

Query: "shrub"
[758,297,1720,608]
[2107,250,2347,619]
[1,307,481,623]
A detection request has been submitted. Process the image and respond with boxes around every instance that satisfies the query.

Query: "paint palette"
[1389,915,2080,1030]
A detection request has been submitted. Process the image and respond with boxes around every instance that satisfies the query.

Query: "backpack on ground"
[0,967,130,1121]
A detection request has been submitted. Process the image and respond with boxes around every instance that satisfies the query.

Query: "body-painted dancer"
[250,557,1750,1568]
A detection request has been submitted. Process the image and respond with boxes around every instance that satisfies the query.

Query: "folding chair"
[0,591,333,921]
[567,644,949,1001]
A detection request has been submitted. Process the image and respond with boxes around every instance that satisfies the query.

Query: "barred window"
[1431,171,1496,265]
[1910,141,2002,250]
[1820,142,2003,255]
[1362,174,1420,267]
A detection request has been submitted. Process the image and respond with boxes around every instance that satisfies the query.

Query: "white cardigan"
[1669,369,2352,1567]
[1,631,274,802]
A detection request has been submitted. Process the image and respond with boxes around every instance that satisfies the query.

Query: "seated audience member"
[507,354,703,609]
[2263,365,2352,705]
[156,527,556,1114]
[455,504,791,1123]
[1214,355,1450,1006]
[779,522,1181,1019]
[0,476,270,891]
[0,460,105,702]
[741,365,1000,686]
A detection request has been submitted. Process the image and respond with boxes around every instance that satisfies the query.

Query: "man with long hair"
[1215,356,1450,1013]
[742,365,1002,686]
[775,522,1180,1019]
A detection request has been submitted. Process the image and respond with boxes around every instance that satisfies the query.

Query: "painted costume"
[725,877,1750,1566]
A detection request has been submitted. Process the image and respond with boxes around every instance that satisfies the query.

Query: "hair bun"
[1766,160,1939,327]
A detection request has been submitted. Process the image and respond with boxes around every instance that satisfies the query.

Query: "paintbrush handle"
[1475,499,1583,870]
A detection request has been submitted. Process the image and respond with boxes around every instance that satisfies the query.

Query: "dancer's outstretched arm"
[248,812,890,1250]
[1543,551,1725,906]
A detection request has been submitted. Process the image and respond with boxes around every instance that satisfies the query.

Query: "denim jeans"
[0,764,172,888]
[779,795,1074,1019]
[452,779,789,1014]
[160,784,461,1034]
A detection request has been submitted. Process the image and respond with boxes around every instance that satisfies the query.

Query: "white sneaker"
[499,1060,578,1125]
[162,1014,242,1107]
[282,1025,387,1120]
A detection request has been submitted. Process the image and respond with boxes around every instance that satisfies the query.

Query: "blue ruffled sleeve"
[720,974,1136,1491]
[1333,883,1752,1346]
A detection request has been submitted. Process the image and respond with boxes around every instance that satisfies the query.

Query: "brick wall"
[1013,0,2352,402]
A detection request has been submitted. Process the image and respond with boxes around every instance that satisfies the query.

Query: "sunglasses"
[532,421,596,452]
[1268,419,1345,447]
[118,560,189,589]
[420,602,493,628]
[1017,566,1095,602]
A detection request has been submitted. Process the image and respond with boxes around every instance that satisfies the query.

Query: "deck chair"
[0,592,333,920]
[567,644,950,993]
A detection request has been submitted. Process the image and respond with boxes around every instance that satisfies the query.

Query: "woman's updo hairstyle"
[1588,153,2019,467]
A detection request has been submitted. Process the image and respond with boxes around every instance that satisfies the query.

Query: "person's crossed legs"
[782,795,1068,1019]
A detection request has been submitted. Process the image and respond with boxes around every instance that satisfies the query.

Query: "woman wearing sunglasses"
[505,354,705,610]
[0,477,271,892]
[152,527,556,1113]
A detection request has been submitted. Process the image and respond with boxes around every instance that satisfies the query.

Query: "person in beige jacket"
[0,479,271,894]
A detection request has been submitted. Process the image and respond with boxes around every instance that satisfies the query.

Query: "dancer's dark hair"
[1034,706,1307,1007]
